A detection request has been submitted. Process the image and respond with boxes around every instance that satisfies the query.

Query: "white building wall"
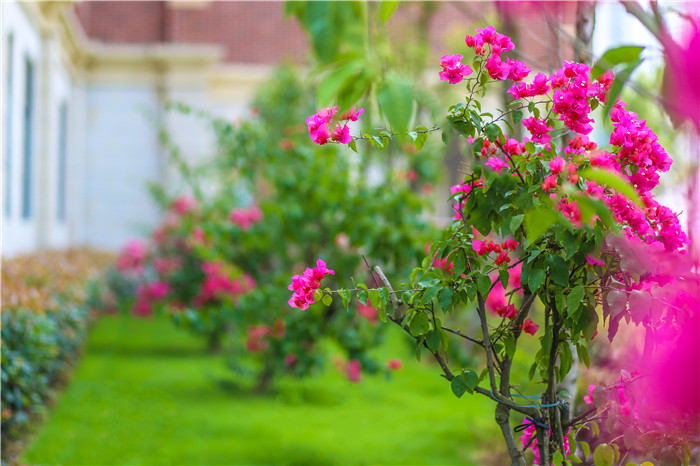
[82,83,163,249]
[2,2,43,257]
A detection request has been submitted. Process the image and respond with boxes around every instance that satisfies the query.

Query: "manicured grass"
[21,315,503,465]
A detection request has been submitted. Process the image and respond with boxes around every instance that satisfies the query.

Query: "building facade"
[9,1,651,258]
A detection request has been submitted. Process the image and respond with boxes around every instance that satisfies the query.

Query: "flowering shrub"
[1,249,112,455]
[111,197,256,351]
[113,67,439,391]
[294,25,696,465]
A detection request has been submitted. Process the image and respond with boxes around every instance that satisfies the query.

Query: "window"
[57,102,68,222]
[4,33,14,217]
[21,57,34,219]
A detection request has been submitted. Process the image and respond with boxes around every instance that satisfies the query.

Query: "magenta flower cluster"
[194,260,256,306]
[599,100,686,251]
[229,205,263,230]
[462,26,531,82]
[288,259,335,310]
[439,54,473,84]
[305,105,364,146]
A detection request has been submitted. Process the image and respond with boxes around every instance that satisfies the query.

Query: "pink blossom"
[116,239,147,274]
[331,123,352,144]
[585,255,604,266]
[229,205,264,230]
[347,359,362,383]
[357,301,378,324]
[520,318,539,335]
[485,53,510,80]
[583,384,596,405]
[506,58,531,81]
[522,117,553,145]
[542,174,558,192]
[288,259,335,310]
[549,156,565,174]
[501,239,519,251]
[439,54,473,84]
[496,304,518,320]
[502,138,522,156]
[338,106,365,122]
[284,353,297,367]
[386,359,403,370]
[171,194,198,216]
[485,157,509,173]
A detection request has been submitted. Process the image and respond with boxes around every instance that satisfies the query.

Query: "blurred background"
[3,0,691,256]
[2,2,699,465]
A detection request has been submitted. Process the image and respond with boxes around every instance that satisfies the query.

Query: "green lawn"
[21,315,504,465]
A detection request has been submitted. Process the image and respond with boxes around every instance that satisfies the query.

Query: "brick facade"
[74,1,578,67]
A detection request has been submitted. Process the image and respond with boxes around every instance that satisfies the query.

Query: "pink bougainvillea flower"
[284,353,297,367]
[386,359,403,370]
[331,123,352,144]
[542,174,558,192]
[585,255,604,266]
[357,301,378,324]
[663,26,700,131]
[549,156,565,175]
[485,157,509,173]
[520,318,539,335]
[116,239,147,274]
[496,304,518,320]
[338,105,365,122]
[347,359,362,383]
[583,384,596,405]
[506,58,531,81]
[171,194,198,216]
[522,117,553,145]
[485,53,510,80]
[288,259,335,310]
[439,54,473,84]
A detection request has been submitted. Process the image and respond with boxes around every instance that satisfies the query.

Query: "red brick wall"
[74,1,577,67]
[75,1,167,44]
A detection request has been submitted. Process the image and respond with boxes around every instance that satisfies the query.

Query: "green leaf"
[339,289,351,310]
[408,130,429,152]
[438,287,454,313]
[568,453,583,463]
[510,214,524,233]
[421,284,441,305]
[567,285,585,316]
[321,294,333,306]
[317,61,364,105]
[503,335,515,358]
[377,75,413,131]
[409,312,430,336]
[528,268,546,293]
[511,109,523,125]
[451,374,468,398]
[524,207,557,243]
[463,370,478,390]
[484,123,500,141]
[524,141,536,155]
[477,275,492,297]
[580,168,642,207]
[357,289,369,306]
[368,289,381,309]
[552,451,564,465]
[576,343,591,368]
[379,0,399,22]
[348,139,358,153]
[419,274,441,287]
[593,444,615,466]
[425,329,440,352]
[547,255,569,287]
[592,45,644,78]
[313,289,323,302]
[580,441,591,460]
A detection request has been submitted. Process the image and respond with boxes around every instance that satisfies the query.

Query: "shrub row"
[1,249,113,456]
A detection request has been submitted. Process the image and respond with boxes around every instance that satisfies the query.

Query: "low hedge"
[1,249,113,457]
